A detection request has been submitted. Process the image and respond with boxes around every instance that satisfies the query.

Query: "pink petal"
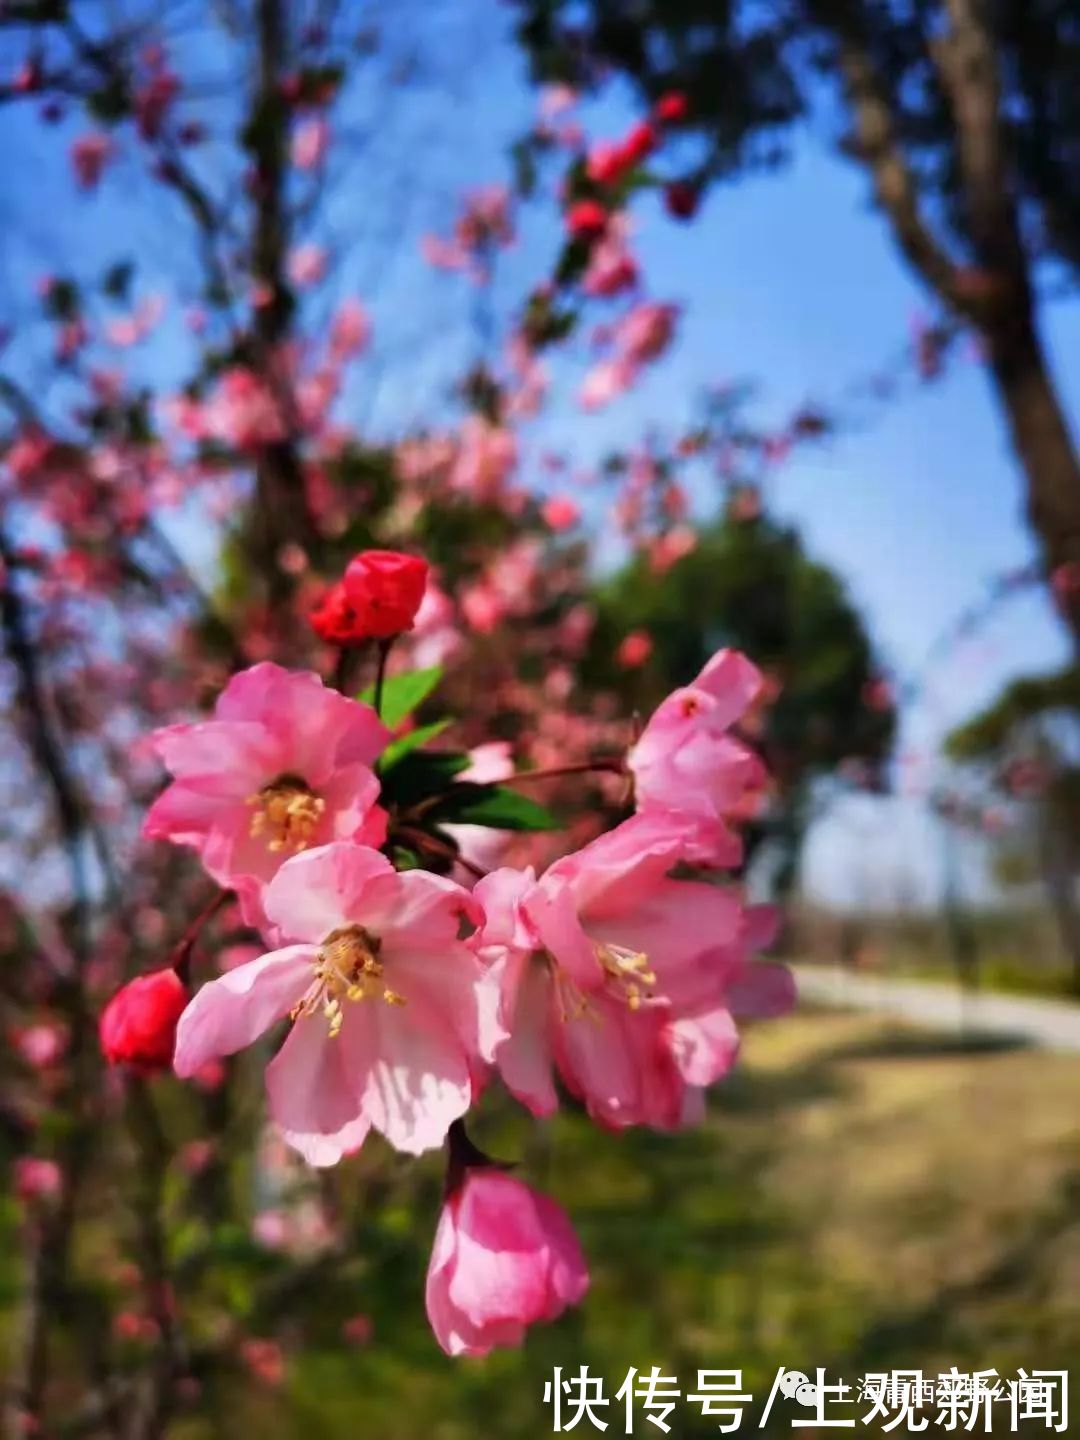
[496,959,558,1116]
[549,811,689,917]
[472,866,537,951]
[693,648,762,724]
[523,876,601,990]
[174,945,313,1076]
[358,1001,472,1155]
[360,867,481,946]
[390,940,498,1084]
[262,843,395,944]
[665,1006,740,1086]
[153,720,277,795]
[266,1011,371,1165]
[142,782,225,846]
[213,662,388,780]
[726,961,796,1019]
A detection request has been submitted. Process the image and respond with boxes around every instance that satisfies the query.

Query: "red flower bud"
[309,579,360,645]
[566,199,609,242]
[100,968,188,1071]
[621,121,658,167]
[340,549,429,641]
[654,91,689,125]
[664,181,699,220]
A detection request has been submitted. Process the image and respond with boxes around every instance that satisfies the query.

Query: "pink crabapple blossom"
[173,843,500,1164]
[143,663,389,932]
[426,1168,589,1357]
[472,811,793,1130]
[628,648,768,856]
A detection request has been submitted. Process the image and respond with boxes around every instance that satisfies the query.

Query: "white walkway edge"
[793,965,1080,1055]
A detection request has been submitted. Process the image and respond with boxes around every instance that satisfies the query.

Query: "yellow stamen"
[594,941,657,1011]
[247,774,325,853]
[291,925,404,1035]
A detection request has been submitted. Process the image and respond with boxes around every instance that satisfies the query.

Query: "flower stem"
[373,639,392,722]
[170,889,232,985]
[394,824,487,881]
[499,757,626,785]
[331,645,358,695]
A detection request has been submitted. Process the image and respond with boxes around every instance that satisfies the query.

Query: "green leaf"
[359,666,443,728]
[381,718,452,770]
[390,846,422,871]
[379,750,470,810]
[430,783,560,832]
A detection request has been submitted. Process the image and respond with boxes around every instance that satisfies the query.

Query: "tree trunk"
[240,0,320,636]
[986,312,1080,648]
[1037,816,1080,994]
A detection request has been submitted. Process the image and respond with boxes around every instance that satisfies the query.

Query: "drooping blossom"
[426,1167,589,1356]
[100,968,189,1070]
[628,649,767,854]
[474,812,793,1129]
[143,663,389,930]
[174,844,496,1164]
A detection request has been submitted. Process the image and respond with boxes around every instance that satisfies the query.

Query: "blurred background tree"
[512,0,1080,645]
[947,664,1080,989]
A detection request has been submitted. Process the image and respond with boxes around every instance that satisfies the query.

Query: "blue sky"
[1,2,1076,908]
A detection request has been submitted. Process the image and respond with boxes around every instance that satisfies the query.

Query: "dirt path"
[794,964,1080,1053]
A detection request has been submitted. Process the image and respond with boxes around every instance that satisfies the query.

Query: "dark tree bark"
[243,0,320,627]
[815,0,1080,651]
[988,316,1080,643]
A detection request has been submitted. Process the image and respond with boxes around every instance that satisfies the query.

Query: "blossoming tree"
[0,3,899,1433]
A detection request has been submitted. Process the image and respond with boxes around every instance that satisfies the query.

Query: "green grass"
[180,1012,1080,1438]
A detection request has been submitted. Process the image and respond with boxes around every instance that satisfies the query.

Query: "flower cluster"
[101,549,792,1356]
